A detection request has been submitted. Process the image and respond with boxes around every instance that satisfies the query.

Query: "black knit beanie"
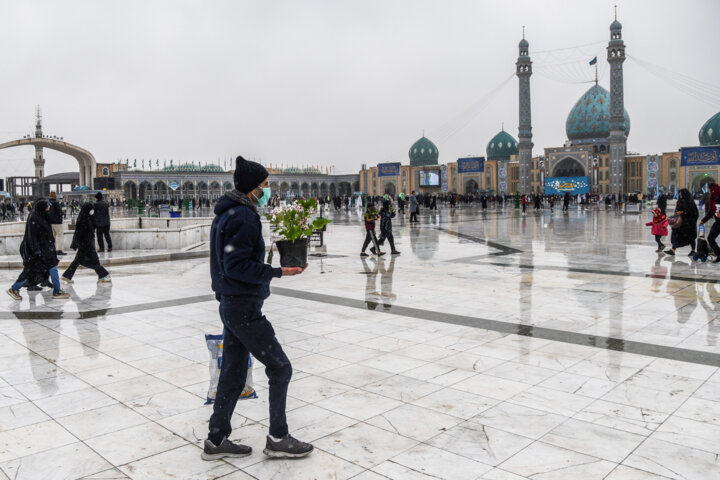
[233,156,269,193]
[95,192,103,200]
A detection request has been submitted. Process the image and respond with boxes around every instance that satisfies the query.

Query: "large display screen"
[419,171,440,186]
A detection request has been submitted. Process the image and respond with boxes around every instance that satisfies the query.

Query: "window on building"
[102,167,110,176]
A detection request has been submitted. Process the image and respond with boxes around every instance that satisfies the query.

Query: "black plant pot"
[276,238,308,267]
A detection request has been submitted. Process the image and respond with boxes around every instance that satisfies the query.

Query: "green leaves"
[264,198,332,242]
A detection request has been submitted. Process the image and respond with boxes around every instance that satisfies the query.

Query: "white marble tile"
[538,371,618,398]
[541,418,645,462]
[11,373,89,401]
[0,420,77,462]
[57,403,149,440]
[79,467,131,479]
[479,467,528,479]
[85,422,187,466]
[281,404,358,442]
[499,441,616,479]
[125,388,203,421]
[672,397,720,426]
[361,374,443,402]
[384,443,493,479]
[0,402,49,432]
[0,442,112,480]
[601,383,689,414]
[427,419,534,467]
[472,402,566,439]
[74,364,147,387]
[624,369,704,395]
[319,364,395,388]
[624,438,720,479]
[604,465,673,479]
[651,415,720,454]
[313,422,418,468]
[34,387,117,418]
[452,374,530,401]
[244,448,364,480]
[151,363,209,387]
[119,444,236,480]
[287,375,355,403]
[411,381,497,415]
[291,353,351,375]
[573,399,667,436]
[366,404,462,441]
[98,375,177,402]
[316,389,403,421]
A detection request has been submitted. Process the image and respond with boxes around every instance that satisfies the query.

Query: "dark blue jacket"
[210,195,282,299]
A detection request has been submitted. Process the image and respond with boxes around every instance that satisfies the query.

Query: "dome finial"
[614,4,617,20]
[502,122,504,131]
[522,25,525,39]
[595,64,598,85]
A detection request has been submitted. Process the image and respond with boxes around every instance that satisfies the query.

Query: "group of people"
[7,192,113,301]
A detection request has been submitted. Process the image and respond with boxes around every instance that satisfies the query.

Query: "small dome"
[175,162,200,172]
[700,112,720,146]
[408,136,439,166]
[200,164,224,172]
[486,130,519,160]
[519,38,529,49]
[610,19,622,30]
[565,84,630,145]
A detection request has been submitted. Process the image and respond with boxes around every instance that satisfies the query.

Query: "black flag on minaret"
[589,57,598,65]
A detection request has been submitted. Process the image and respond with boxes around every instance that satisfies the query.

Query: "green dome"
[566,84,630,145]
[486,130,518,160]
[200,164,224,172]
[408,136,439,166]
[699,112,720,146]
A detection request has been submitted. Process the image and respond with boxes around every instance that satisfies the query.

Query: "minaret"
[516,27,533,194]
[34,105,45,178]
[607,8,627,196]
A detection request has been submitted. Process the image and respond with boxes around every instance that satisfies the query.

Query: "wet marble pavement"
[0,205,719,479]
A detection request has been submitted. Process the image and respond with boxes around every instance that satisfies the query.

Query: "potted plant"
[266,198,331,267]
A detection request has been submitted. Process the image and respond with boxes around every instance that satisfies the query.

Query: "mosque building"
[359,15,720,198]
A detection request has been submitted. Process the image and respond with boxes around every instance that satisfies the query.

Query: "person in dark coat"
[61,203,111,284]
[562,192,570,212]
[7,200,69,300]
[699,183,720,263]
[48,191,66,255]
[377,199,400,255]
[657,192,667,215]
[665,188,699,257]
[204,156,312,462]
[93,192,112,252]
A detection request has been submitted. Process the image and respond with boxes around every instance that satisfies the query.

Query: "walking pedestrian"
[203,156,312,461]
[665,188,699,257]
[700,184,720,262]
[6,200,69,300]
[93,192,112,252]
[657,192,667,215]
[360,202,384,257]
[409,190,419,223]
[646,207,668,252]
[61,203,111,284]
[48,192,66,256]
[377,199,400,255]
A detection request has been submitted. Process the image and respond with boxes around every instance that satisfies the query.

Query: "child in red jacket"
[647,207,668,252]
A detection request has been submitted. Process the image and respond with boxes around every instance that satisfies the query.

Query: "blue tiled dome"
[565,84,630,145]
[699,112,720,146]
[408,136,439,166]
[486,130,518,160]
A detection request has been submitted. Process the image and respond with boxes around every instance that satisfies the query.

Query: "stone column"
[516,36,533,194]
[608,17,627,197]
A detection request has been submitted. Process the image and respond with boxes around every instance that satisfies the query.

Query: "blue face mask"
[255,187,271,207]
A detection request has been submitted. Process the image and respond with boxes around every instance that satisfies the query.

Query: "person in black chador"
[665,188,699,257]
[93,192,112,252]
[377,199,400,255]
[203,156,311,462]
[7,200,69,300]
[61,203,112,284]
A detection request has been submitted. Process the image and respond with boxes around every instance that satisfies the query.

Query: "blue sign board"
[545,177,590,195]
[377,162,401,177]
[681,146,720,167]
[169,181,180,191]
[457,157,484,173]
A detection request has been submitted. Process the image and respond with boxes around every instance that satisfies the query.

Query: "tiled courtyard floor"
[1,205,719,479]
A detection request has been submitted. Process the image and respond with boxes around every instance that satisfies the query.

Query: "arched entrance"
[383,182,396,195]
[553,157,586,177]
[465,179,479,194]
[692,174,716,194]
[123,182,138,200]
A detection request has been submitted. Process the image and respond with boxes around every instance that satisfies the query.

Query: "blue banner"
[457,157,484,173]
[681,146,720,167]
[377,162,401,177]
[545,177,590,195]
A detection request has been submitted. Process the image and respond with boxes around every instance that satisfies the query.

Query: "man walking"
[203,156,313,461]
[93,192,112,252]
[48,192,66,255]
[409,190,419,223]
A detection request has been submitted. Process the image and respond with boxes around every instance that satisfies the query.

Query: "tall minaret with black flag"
[516,27,533,194]
[608,7,627,196]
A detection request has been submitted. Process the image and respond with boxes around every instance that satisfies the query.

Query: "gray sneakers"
[201,438,252,461]
[6,289,21,301]
[263,434,314,458]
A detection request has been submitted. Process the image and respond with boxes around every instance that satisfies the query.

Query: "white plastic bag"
[205,333,257,404]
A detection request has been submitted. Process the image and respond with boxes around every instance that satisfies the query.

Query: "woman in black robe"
[61,203,111,284]
[666,188,699,257]
[7,200,69,300]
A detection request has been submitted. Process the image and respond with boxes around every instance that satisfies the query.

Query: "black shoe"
[108,248,112,252]
[688,251,697,257]
[98,249,105,252]
[664,249,675,256]
[26,285,42,291]
[57,251,66,256]
[370,247,377,255]
[263,434,313,458]
[201,438,252,461]
[713,257,720,264]
[360,252,369,257]
[40,281,52,288]
[391,251,401,255]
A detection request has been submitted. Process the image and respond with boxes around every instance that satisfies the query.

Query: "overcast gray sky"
[1,0,718,179]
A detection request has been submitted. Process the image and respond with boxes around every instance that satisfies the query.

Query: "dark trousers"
[208,296,292,444]
[708,222,720,256]
[362,230,380,252]
[655,235,665,248]
[378,230,396,252]
[96,226,112,250]
[410,212,418,222]
[63,249,109,279]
